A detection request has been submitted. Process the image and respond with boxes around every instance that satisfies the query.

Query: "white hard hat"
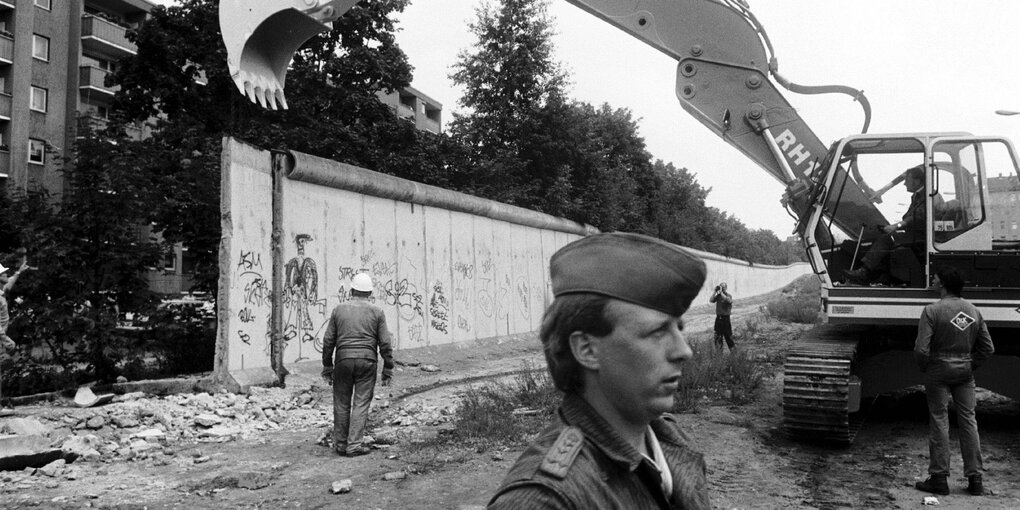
[351,273,374,292]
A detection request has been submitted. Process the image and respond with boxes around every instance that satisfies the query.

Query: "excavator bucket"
[219,0,358,109]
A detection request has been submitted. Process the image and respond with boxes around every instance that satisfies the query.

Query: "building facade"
[988,174,1020,244]
[377,85,442,134]
[0,0,152,195]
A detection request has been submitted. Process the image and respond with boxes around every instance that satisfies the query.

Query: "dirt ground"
[3,288,1019,509]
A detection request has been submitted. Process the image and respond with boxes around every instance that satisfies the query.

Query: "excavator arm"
[219,0,887,236]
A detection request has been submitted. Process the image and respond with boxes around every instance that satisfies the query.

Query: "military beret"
[550,232,707,317]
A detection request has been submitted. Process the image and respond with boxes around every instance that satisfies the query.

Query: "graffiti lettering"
[408,323,424,345]
[237,330,251,345]
[453,261,475,280]
[457,315,471,332]
[242,276,271,307]
[360,250,375,266]
[477,289,494,318]
[372,261,398,277]
[429,281,450,333]
[480,257,494,275]
[338,266,359,282]
[516,276,531,320]
[431,319,449,334]
[237,251,263,271]
[383,278,424,321]
[238,307,255,323]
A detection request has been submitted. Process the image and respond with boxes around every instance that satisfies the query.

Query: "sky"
[168,0,1020,237]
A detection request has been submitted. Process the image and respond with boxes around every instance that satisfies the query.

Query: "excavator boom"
[218,0,886,235]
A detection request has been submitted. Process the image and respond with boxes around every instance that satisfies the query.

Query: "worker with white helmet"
[321,271,394,457]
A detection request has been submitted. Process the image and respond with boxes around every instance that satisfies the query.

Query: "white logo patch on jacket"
[951,312,975,331]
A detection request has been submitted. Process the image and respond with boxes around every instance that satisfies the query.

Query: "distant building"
[988,174,1020,243]
[0,0,154,195]
[377,85,442,134]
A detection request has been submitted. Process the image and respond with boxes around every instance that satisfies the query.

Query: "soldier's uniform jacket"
[488,392,710,510]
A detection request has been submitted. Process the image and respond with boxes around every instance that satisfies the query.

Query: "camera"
[714,285,721,292]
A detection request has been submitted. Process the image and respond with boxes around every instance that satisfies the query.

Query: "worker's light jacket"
[488,392,710,510]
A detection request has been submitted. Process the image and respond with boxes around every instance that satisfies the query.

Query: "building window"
[34,0,51,10]
[163,250,177,271]
[32,34,50,61]
[28,139,45,165]
[30,86,47,113]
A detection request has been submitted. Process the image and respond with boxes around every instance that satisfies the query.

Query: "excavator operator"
[844,165,938,285]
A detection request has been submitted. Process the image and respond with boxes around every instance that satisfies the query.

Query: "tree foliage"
[2,128,163,386]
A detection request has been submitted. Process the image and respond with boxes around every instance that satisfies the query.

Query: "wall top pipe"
[280,149,599,237]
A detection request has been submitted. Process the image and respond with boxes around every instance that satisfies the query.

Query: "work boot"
[967,474,984,496]
[842,267,871,285]
[346,446,371,457]
[915,474,949,495]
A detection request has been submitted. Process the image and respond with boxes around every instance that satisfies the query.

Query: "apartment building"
[988,174,1020,243]
[377,85,442,134]
[0,0,152,196]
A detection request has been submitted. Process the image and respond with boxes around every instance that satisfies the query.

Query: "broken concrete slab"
[2,418,51,437]
[74,387,114,408]
[0,435,64,472]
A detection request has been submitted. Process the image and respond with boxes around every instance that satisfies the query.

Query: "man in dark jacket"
[845,165,941,284]
[709,282,734,351]
[321,272,394,457]
[488,232,710,510]
[913,265,994,496]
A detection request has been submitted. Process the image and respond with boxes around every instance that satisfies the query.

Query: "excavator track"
[783,325,864,444]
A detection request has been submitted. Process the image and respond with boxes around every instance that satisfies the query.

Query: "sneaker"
[915,474,949,495]
[967,474,984,496]
[334,447,347,457]
[345,446,371,457]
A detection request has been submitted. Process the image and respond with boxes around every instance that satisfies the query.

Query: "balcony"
[0,93,9,120]
[0,149,8,179]
[0,32,11,64]
[81,14,136,58]
[79,65,118,98]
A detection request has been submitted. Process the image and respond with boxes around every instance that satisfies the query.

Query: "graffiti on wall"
[232,247,273,359]
[283,234,328,361]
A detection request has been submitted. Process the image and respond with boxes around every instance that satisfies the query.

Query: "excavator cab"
[805,134,1020,322]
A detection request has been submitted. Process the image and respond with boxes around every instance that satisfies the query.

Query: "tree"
[109,0,421,290]
[448,0,568,205]
[3,127,162,384]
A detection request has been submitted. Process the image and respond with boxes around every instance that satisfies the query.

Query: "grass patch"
[763,275,822,324]
[408,362,560,456]
[674,333,769,412]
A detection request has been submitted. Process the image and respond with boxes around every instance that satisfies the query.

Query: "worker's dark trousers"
[333,358,378,452]
[714,315,734,351]
[924,359,983,478]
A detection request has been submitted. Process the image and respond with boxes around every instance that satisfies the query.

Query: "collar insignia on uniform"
[950,312,975,332]
[539,426,585,479]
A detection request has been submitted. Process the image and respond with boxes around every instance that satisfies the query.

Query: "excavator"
[217,0,1020,444]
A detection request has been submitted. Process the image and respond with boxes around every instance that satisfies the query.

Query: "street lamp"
[995,110,1020,116]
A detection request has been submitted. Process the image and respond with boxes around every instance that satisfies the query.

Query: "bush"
[417,362,559,452]
[141,299,217,377]
[763,275,822,324]
[673,333,768,412]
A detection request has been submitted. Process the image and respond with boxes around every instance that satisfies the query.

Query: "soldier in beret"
[488,232,710,510]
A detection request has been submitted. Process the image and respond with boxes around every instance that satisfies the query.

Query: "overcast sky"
[176,0,1020,236]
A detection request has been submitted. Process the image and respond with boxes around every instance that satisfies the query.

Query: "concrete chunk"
[0,435,64,471]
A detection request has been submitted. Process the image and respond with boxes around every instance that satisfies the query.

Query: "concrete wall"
[215,137,814,390]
